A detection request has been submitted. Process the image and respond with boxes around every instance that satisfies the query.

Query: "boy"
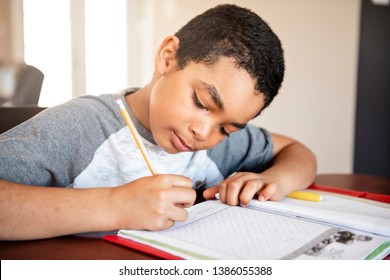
[0,4,316,240]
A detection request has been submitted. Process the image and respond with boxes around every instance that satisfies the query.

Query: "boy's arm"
[204,133,317,205]
[257,133,317,200]
[0,175,195,240]
[0,180,116,240]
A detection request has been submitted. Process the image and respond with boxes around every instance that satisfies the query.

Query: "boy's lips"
[171,131,192,152]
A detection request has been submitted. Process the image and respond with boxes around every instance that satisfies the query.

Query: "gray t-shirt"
[0,88,273,189]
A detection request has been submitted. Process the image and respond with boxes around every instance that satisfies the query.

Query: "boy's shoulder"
[210,124,272,152]
[43,91,125,118]
[207,124,274,177]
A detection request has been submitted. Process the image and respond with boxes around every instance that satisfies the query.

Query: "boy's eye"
[219,125,230,137]
[192,92,208,110]
[192,92,229,137]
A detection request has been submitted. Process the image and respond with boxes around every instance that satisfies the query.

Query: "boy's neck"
[125,84,152,131]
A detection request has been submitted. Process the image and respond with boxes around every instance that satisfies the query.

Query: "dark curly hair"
[174,4,285,110]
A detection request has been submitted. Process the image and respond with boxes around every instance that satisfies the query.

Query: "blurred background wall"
[1,0,389,176]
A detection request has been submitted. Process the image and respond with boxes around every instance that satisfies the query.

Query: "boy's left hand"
[203,172,285,206]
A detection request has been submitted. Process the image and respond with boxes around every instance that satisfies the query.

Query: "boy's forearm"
[203,140,317,204]
[0,180,116,240]
[264,141,317,196]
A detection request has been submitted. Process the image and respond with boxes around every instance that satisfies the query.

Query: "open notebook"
[104,191,390,260]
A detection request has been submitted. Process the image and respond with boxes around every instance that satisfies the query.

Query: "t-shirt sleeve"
[207,124,274,178]
[0,95,122,186]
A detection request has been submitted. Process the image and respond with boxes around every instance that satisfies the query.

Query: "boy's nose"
[190,121,212,141]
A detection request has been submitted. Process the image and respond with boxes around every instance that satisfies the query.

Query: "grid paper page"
[159,201,338,259]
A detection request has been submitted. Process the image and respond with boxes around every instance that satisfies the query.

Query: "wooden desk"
[314,173,390,195]
[1,174,389,260]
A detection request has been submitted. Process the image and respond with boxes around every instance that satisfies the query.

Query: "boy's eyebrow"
[200,80,224,110]
[199,80,247,129]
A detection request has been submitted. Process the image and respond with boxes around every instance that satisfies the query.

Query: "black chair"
[0,106,46,134]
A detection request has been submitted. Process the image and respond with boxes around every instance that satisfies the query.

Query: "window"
[23,0,127,107]
[23,0,72,106]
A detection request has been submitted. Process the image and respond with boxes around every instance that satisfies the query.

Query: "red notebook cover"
[308,184,390,204]
[103,234,184,260]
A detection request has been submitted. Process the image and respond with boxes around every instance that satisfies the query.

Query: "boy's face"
[149,57,265,153]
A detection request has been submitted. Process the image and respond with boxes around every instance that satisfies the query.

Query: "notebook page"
[119,200,342,259]
[247,192,390,237]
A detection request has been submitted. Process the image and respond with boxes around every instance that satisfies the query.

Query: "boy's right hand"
[111,174,195,231]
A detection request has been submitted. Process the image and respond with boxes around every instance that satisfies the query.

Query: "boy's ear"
[155,36,180,75]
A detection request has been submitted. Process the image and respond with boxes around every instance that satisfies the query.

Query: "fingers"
[218,173,260,206]
[202,185,219,200]
[239,179,264,205]
[170,186,196,208]
[162,174,193,189]
[156,175,196,225]
[146,199,191,231]
[155,176,195,225]
[153,174,196,207]
[216,173,280,207]
[120,174,196,231]
[257,182,277,202]
[153,219,175,231]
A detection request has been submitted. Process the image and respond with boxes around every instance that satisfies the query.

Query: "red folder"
[103,234,184,260]
[308,184,390,204]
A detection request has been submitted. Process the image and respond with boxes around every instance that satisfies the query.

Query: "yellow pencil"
[287,191,322,202]
[116,98,156,176]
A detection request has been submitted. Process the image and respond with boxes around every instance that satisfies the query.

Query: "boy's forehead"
[187,58,251,83]
[187,59,264,119]
[194,58,264,104]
